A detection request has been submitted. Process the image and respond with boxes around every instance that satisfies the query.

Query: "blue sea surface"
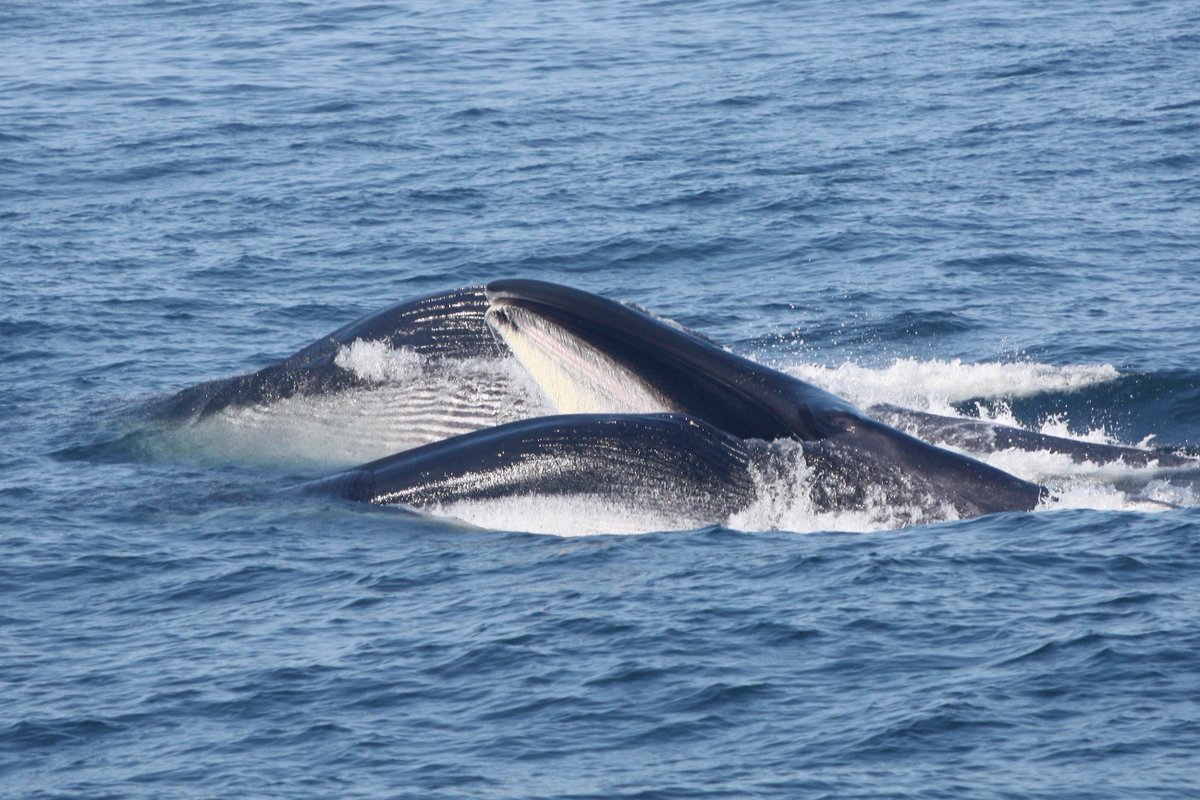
[3,1,1200,797]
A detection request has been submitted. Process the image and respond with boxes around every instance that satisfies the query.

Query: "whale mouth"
[485,299,674,415]
[482,281,1047,517]
[485,279,846,441]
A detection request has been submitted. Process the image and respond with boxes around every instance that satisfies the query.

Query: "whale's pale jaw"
[485,302,673,416]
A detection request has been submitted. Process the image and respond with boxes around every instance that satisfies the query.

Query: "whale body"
[157,280,1193,525]
[147,287,500,421]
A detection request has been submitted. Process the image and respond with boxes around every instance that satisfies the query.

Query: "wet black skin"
[298,280,1047,519]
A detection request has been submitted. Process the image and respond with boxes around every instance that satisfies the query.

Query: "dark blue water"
[3,1,1199,797]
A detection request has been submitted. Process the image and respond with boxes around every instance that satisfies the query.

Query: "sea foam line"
[783,357,1120,411]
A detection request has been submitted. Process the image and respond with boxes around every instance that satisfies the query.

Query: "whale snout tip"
[483,279,525,305]
[485,278,583,309]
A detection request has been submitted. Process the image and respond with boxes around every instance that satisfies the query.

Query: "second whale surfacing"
[155,279,1191,527]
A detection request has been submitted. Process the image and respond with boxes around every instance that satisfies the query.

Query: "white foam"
[333,340,424,383]
[784,357,1120,412]
[770,355,1196,517]
[727,440,957,533]
[1034,412,1115,445]
[955,401,1120,446]
[1037,479,1191,513]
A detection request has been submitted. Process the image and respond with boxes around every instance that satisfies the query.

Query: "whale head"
[484,279,858,442]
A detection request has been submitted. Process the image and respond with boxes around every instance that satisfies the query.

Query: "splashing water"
[332,339,425,383]
[780,357,1197,519]
[784,357,1121,412]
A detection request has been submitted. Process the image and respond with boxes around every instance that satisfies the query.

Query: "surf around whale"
[150,280,1197,529]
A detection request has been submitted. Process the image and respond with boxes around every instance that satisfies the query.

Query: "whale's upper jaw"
[485,279,857,442]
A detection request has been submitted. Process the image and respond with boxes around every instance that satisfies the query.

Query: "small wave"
[2,717,125,748]
[711,94,773,108]
[127,96,196,108]
[304,100,360,114]
[784,357,1120,410]
[1154,98,1200,112]
[764,310,975,349]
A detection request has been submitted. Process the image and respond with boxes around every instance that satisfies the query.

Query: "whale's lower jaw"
[307,413,760,525]
[308,409,1043,522]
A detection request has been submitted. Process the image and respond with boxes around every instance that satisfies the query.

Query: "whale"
[155,279,1195,524]
[323,279,1045,520]
[146,286,501,421]
[865,403,1196,469]
[307,412,764,526]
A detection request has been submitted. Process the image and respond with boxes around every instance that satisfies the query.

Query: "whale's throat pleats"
[486,304,675,415]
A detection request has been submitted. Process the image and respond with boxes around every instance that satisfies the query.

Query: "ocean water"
[3,1,1200,797]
